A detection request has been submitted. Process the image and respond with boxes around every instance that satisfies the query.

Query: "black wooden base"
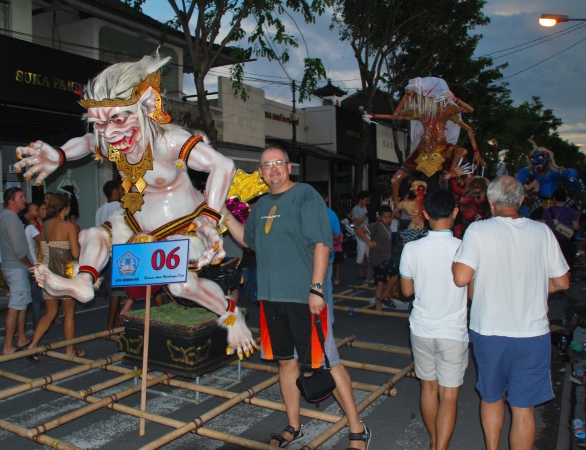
[118,316,237,378]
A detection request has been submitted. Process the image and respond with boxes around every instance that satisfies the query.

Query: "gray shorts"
[3,268,32,311]
[411,333,469,387]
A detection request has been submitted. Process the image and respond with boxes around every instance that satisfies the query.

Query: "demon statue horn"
[517,136,584,210]
[362,77,484,206]
[14,52,258,360]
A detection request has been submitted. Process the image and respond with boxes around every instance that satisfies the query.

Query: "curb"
[557,363,573,450]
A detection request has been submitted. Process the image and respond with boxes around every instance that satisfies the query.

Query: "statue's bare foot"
[217,308,259,360]
[34,264,95,302]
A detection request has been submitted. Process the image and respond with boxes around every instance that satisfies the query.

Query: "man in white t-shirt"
[95,180,127,330]
[95,180,123,227]
[400,188,468,450]
[351,191,371,280]
[453,176,570,450]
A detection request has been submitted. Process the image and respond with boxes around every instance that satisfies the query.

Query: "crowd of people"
[0,149,583,449]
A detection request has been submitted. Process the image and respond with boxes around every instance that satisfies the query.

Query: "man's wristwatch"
[309,282,323,290]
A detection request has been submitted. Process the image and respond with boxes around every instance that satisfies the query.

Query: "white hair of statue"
[82,52,172,156]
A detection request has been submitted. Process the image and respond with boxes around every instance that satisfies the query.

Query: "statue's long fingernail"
[226,346,231,355]
[245,351,250,358]
[213,242,219,251]
[238,351,243,361]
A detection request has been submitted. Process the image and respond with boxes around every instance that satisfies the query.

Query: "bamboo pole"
[0,354,124,400]
[164,377,343,423]
[0,327,124,363]
[140,284,152,437]
[0,418,80,450]
[333,294,371,301]
[340,359,416,378]
[80,369,142,398]
[334,305,409,318]
[338,339,412,355]
[337,288,356,295]
[352,382,397,396]
[6,367,274,450]
[301,363,415,450]
[230,361,397,396]
[29,373,173,438]
[138,375,280,450]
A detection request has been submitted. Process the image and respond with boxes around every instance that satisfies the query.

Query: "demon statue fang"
[14,53,258,360]
[517,136,584,210]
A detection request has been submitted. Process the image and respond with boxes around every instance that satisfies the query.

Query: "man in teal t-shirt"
[224,147,371,449]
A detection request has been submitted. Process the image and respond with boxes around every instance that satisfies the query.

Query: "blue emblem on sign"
[117,251,140,277]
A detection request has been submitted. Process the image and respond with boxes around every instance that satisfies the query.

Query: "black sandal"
[268,424,304,448]
[27,353,40,362]
[347,424,372,450]
[381,297,396,308]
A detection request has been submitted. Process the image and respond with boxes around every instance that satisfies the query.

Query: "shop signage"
[15,70,86,93]
[378,161,400,173]
[265,111,300,126]
[1,34,106,114]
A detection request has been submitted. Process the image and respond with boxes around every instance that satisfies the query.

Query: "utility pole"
[291,80,297,162]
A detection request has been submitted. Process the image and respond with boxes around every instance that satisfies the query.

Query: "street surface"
[0,251,579,449]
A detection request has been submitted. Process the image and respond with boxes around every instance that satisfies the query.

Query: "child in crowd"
[399,188,468,450]
[356,205,399,311]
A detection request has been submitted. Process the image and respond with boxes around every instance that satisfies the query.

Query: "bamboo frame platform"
[0,328,414,449]
[333,284,411,318]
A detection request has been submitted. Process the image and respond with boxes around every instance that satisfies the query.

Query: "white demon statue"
[15,53,257,359]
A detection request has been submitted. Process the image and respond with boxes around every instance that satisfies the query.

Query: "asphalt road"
[0,253,579,450]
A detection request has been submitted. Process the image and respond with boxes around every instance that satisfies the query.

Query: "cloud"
[484,2,543,17]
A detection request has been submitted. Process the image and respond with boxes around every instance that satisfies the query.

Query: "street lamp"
[539,14,586,27]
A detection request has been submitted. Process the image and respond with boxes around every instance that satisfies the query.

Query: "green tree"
[159,0,330,148]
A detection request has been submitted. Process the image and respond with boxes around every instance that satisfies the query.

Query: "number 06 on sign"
[110,239,189,287]
[110,239,189,437]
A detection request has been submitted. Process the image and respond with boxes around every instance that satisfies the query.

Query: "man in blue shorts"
[224,147,370,449]
[453,176,570,450]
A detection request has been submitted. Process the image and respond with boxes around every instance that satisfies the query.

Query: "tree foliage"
[162,0,331,147]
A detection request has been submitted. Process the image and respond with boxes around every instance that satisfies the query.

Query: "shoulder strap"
[302,289,330,370]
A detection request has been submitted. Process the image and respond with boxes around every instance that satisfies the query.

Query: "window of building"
[0,1,10,35]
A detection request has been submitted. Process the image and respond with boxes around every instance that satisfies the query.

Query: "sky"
[143,0,586,148]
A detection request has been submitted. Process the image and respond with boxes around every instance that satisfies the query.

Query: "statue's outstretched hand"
[191,216,225,268]
[15,141,61,185]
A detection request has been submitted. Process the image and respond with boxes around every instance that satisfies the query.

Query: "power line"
[500,35,586,81]
[490,23,586,61]
[476,22,585,58]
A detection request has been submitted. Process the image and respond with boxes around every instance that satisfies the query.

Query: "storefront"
[373,122,407,196]
[0,34,110,228]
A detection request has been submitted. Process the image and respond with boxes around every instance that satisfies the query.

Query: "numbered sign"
[111,240,190,287]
